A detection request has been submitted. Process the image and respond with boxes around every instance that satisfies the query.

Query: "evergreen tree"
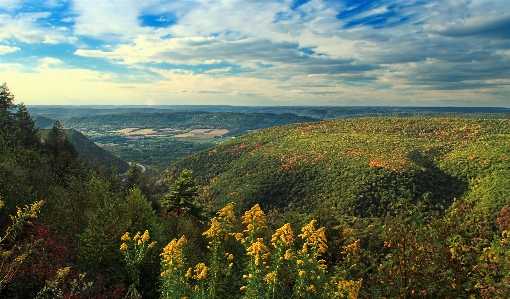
[43,121,81,186]
[161,169,202,218]
[12,103,41,149]
[0,83,17,143]
[123,163,156,204]
[43,121,78,159]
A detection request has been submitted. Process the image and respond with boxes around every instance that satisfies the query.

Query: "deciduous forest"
[1,82,510,298]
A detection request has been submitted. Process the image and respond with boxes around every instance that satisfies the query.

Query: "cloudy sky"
[1,0,509,106]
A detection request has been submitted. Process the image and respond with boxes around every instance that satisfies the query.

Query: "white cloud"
[71,0,166,41]
[0,13,76,44]
[0,45,20,54]
[0,0,21,10]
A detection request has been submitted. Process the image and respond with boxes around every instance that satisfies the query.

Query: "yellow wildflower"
[299,220,328,256]
[336,278,363,299]
[264,272,276,283]
[242,204,267,232]
[141,230,150,242]
[185,267,193,278]
[227,253,234,261]
[193,263,208,280]
[299,270,306,276]
[284,249,294,260]
[29,200,44,218]
[148,241,157,249]
[342,239,360,263]
[271,223,295,247]
[161,236,187,271]
[246,238,270,266]
[203,218,221,239]
[120,232,130,241]
[232,233,244,242]
[119,243,128,251]
[134,231,141,241]
[217,202,236,221]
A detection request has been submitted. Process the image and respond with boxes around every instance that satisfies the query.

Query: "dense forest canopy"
[1,83,510,298]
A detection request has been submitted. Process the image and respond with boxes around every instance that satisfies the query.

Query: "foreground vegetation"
[2,83,510,298]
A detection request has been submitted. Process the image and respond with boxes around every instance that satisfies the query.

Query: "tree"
[43,121,81,186]
[0,83,17,144]
[160,169,202,218]
[0,83,15,124]
[12,103,41,149]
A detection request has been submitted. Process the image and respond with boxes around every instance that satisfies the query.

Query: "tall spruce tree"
[12,103,41,149]
[0,83,16,143]
[161,169,202,218]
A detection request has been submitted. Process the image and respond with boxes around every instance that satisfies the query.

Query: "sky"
[0,0,509,106]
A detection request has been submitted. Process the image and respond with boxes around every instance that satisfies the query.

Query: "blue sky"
[1,0,509,106]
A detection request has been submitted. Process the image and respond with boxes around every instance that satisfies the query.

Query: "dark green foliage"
[65,129,130,173]
[160,169,202,219]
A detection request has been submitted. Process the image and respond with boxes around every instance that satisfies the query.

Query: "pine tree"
[0,83,17,143]
[161,169,202,218]
[12,103,41,149]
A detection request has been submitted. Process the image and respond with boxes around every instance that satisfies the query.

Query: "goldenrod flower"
[185,267,193,278]
[141,230,150,242]
[120,232,130,241]
[193,263,208,280]
[284,249,294,260]
[134,231,141,241]
[264,272,276,283]
[299,270,306,276]
[232,233,243,242]
[227,253,234,261]
[246,238,270,266]
[217,202,236,221]
[299,220,328,256]
[161,235,187,272]
[242,204,267,233]
[120,243,128,251]
[148,241,157,249]
[203,218,221,239]
[271,223,295,247]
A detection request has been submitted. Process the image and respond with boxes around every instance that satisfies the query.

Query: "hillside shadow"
[408,148,469,209]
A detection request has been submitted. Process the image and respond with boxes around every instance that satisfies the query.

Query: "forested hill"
[38,128,130,173]
[167,117,510,219]
[61,112,319,135]
[66,129,130,173]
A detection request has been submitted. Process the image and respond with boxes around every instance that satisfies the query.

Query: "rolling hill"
[40,128,130,173]
[166,117,510,223]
